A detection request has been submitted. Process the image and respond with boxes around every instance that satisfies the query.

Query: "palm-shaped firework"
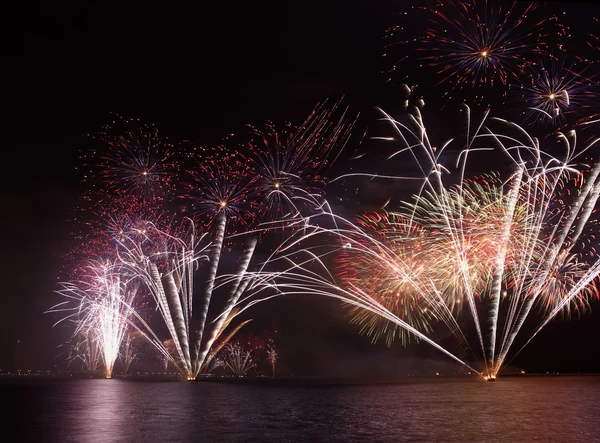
[240,107,600,380]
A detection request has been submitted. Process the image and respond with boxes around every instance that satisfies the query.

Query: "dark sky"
[2,0,600,375]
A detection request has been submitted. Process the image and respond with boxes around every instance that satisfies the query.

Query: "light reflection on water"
[2,376,600,442]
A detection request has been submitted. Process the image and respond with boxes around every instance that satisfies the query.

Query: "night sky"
[2,0,600,375]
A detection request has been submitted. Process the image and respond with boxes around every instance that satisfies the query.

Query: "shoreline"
[1,373,599,384]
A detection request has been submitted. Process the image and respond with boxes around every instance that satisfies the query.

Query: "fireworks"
[510,55,598,127]
[183,151,258,227]
[223,343,256,377]
[53,95,600,381]
[180,101,356,227]
[337,212,434,347]
[57,214,262,380]
[245,100,356,219]
[237,108,600,379]
[51,260,139,378]
[120,331,142,375]
[115,218,261,379]
[266,346,278,377]
[56,103,354,379]
[49,10,600,380]
[83,116,178,197]
[68,332,102,375]
[65,191,173,279]
[384,0,558,101]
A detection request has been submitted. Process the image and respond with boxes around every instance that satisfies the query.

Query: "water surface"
[2,376,598,442]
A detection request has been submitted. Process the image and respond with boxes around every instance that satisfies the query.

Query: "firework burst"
[82,115,178,197]
[385,0,558,101]
[510,54,598,128]
[337,212,435,347]
[182,151,259,228]
[244,100,356,219]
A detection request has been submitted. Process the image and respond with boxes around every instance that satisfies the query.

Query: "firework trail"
[116,218,260,380]
[233,106,600,379]
[384,0,559,102]
[51,260,139,378]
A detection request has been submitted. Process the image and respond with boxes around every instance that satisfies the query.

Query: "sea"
[1,376,599,442]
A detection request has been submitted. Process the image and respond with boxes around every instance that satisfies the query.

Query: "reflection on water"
[2,377,600,442]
